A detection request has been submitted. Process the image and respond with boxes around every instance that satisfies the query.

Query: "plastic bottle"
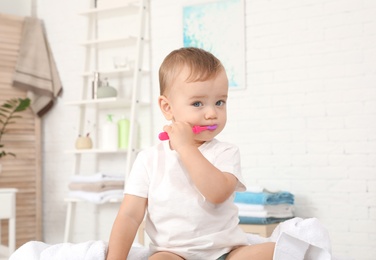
[118,117,130,149]
[101,114,118,150]
[97,77,117,98]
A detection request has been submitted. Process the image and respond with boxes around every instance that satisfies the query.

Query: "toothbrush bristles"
[207,125,217,130]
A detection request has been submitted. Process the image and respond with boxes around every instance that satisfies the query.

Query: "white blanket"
[9,241,149,260]
[246,217,333,260]
[10,218,341,260]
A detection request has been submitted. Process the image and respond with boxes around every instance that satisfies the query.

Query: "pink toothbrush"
[158,125,218,141]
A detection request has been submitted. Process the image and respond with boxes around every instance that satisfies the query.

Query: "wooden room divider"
[0,13,42,249]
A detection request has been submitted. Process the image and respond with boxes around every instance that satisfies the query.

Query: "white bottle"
[101,114,118,150]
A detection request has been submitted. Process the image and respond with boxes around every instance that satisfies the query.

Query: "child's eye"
[192,101,203,107]
[216,100,226,106]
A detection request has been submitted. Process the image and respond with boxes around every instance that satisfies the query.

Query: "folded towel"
[68,180,124,192]
[68,189,124,204]
[236,203,294,213]
[239,216,293,225]
[70,172,124,183]
[12,17,62,117]
[234,190,294,205]
[236,203,294,218]
[245,186,264,193]
[238,210,294,219]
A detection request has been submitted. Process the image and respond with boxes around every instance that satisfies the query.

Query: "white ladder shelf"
[63,0,151,243]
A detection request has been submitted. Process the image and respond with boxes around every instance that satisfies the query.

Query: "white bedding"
[10,217,350,260]
[9,241,148,260]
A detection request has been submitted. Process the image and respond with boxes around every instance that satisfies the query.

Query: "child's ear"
[158,95,173,120]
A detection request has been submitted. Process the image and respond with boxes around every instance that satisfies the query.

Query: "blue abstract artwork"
[183,0,245,89]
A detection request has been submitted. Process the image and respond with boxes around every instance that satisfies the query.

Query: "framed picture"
[183,0,246,89]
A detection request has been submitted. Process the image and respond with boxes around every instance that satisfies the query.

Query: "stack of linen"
[68,172,125,204]
[234,187,295,225]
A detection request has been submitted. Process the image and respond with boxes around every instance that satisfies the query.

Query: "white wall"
[28,0,376,259]
[0,0,33,16]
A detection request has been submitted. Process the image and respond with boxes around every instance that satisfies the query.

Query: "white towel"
[239,210,294,218]
[68,189,124,204]
[70,172,124,183]
[236,203,295,218]
[245,185,264,193]
[236,203,293,212]
[246,186,282,193]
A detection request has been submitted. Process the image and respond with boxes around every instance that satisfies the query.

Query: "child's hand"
[163,122,196,151]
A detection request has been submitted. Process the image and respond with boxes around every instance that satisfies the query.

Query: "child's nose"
[205,106,217,119]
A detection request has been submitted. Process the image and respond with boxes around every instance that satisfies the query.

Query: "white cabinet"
[0,188,17,259]
[63,0,151,242]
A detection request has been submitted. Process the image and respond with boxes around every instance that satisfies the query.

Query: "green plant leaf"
[15,98,31,112]
[0,97,30,159]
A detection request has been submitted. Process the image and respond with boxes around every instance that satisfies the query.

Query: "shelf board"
[64,148,128,154]
[65,97,150,109]
[78,3,140,18]
[65,97,131,108]
[81,68,133,77]
[64,197,123,203]
[80,36,137,48]
[81,68,150,77]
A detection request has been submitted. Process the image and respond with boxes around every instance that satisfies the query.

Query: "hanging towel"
[12,16,62,117]
[234,190,294,205]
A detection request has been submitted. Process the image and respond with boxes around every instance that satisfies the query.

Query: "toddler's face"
[166,66,228,142]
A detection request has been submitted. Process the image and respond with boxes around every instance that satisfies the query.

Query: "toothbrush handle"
[192,125,204,134]
[158,126,206,141]
[158,132,170,141]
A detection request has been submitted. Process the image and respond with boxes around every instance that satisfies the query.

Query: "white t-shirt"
[125,139,249,259]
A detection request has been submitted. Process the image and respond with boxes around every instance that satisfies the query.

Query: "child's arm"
[178,144,238,204]
[106,194,147,260]
[165,123,238,204]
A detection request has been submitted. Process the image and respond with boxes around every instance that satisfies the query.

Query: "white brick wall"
[34,0,376,259]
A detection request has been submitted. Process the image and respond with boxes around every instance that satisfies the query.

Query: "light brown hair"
[159,47,224,95]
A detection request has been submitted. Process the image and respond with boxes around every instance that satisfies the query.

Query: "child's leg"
[227,242,275,260]
[149,251,185,260]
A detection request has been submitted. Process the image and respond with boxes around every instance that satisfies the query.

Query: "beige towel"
[69,180,125,192]
[12,16,62,117]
